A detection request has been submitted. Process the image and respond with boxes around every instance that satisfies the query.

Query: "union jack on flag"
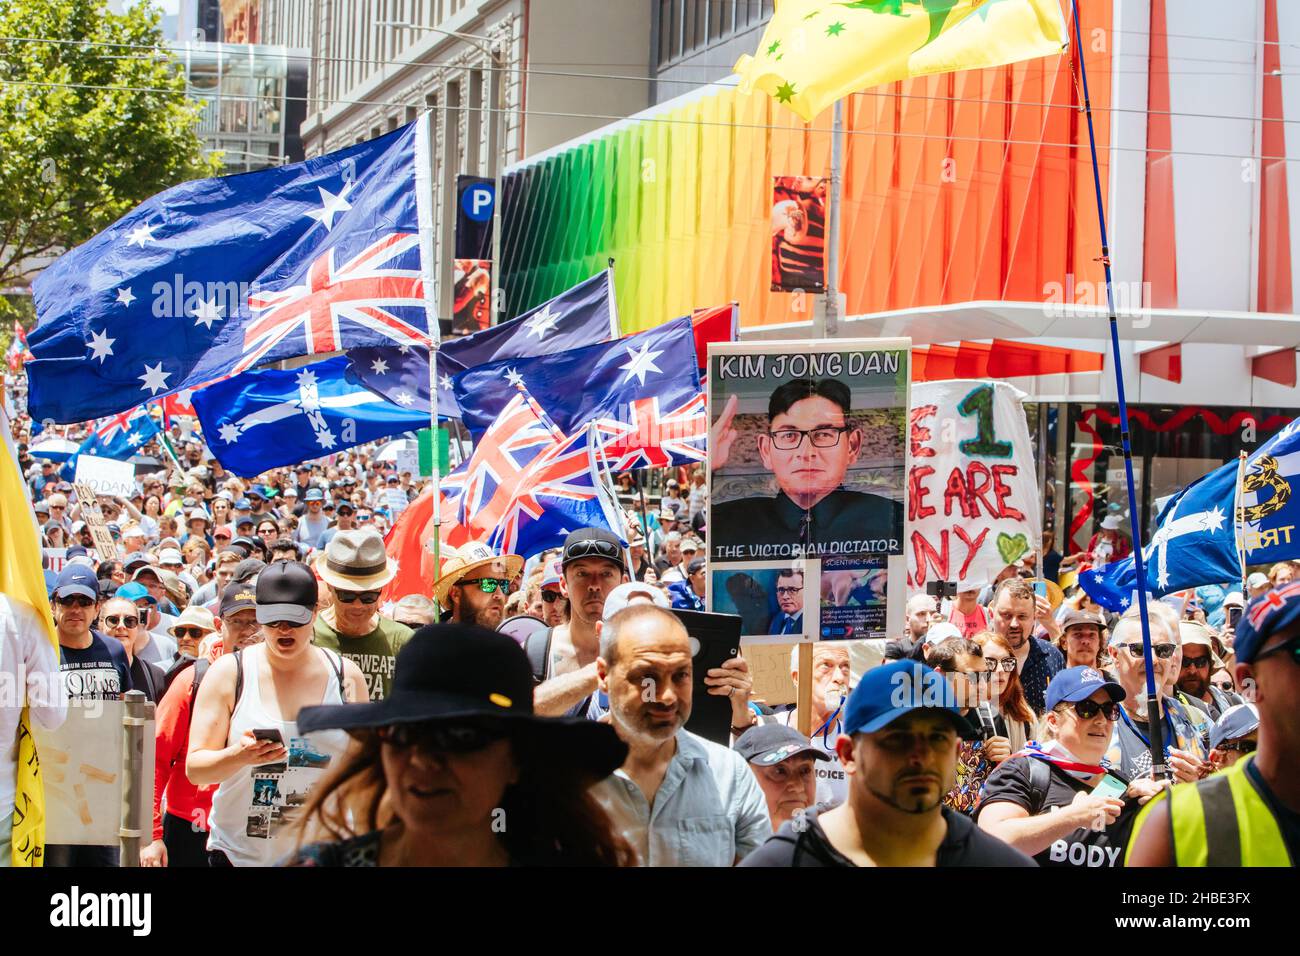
[72,405,161,464]
[450,388,625,559]
[238,233,431,374]
[593,392,707,470]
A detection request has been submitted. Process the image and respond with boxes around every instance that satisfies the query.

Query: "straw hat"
[432,542,524,610]
[168,605,217,639]
[314,528,398,591]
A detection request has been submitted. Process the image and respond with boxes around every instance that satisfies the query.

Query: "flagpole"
[417,109,443,586]
[1235,451,1248,593]
[1071,2,1167,778]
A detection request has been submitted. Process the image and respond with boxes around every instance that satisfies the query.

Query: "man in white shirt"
[591,604,770,866]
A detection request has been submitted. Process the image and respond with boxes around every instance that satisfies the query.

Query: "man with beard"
[1175,621,1243,722]
[531,528,629,717]
[1059,607,1106,670]
[311,529,411,701]
[591,604,770,866]
[991,579,1063,715]
[432,542,523,629]
[741,660,1033,867]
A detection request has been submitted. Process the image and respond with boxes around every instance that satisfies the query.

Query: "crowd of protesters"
[4,407,1296,869]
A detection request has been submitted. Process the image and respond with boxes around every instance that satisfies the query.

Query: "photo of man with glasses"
[769,569,804,635]
[710,377,903,559]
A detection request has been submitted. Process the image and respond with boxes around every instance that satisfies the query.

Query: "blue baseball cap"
[1209,703,1259,750]
[234,498,252,511]
[52,564,99,601]
[235,514,255,528]
[304,488,325,502]
[115,581,157,606]
[1235,585,1300,663]
[1045,665,1126,710]
[842,660,978,739]
[246,486,265,500]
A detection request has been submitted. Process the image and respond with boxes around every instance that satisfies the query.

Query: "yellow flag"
[0,406,59,866]
[734,0,1068,121]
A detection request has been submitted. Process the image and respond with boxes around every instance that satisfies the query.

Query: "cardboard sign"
[31,700,155,846]
[43,547,68,574]
[72,482,118,562]
[73,454,136,498]
[906,381,1042,590]
[385,487,409,516]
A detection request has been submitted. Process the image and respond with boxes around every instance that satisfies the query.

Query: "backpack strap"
[321,648,347,699]
[233,648,245,714]
[1026,756,1052,817]
[525,627,554,685]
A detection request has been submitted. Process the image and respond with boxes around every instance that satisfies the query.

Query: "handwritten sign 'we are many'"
[905,381,1042,590]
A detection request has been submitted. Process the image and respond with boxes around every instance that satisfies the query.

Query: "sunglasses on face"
[984,657,1017,672]
[264,620,301,632]
[174,626,206,640]
[458,577,509,594]
[541,590,563,604]
[57,596,94,609]
[103,614,140,629]
[1217,739,1258,755]
[1118,642,1178,660]
[1253,635,1300,666]
[335,589,381,605]
[377,721,507,754]
[1069,699,1121,721]
[1181,655,1212,670]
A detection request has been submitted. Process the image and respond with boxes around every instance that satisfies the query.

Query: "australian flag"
[447,387,625,559]
[27,121,435,424]
[78,407,162,461]
[346,269,619,420]
[453,316,705,471]
[190,357,427,478]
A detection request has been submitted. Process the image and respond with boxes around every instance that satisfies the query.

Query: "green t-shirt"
[313,615,412,701]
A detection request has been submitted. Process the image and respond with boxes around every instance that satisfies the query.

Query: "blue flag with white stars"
[345,269,620,420]
[27,121,436,424]
[452,316,706,471]
[190,357,429,478]
[1081,461,1239,611]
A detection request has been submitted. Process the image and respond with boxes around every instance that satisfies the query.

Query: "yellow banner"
[1,407,59,866]
[734,0,1068,121]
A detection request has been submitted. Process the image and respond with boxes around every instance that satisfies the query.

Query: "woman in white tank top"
[205,643,351,866]
[187,560,368,867]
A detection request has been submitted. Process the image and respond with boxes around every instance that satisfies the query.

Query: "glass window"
[658,0,674,66]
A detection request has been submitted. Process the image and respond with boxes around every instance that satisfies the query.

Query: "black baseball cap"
[734,724,831,767]
[219,581,258,617]
[232,557,267,583]
[254,560,318,626]
[561,527,625,572]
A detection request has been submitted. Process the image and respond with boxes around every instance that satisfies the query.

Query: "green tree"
[0,0,221,317]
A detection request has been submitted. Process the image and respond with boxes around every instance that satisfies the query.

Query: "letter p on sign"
[463,183,495,222]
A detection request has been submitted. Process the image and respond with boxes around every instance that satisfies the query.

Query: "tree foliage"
[0,0,222,312]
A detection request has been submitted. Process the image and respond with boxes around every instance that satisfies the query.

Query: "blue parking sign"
[461,181,495,222]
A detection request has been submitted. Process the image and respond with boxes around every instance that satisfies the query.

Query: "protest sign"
[906,381,1042,591]
[72,481,118,562]
[73,453,135,498]
[43,547,68,574]
[32,700,155,846]
[707,339,910,645]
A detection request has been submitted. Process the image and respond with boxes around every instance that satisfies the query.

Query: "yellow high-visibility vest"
[1126,755,1293,866]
